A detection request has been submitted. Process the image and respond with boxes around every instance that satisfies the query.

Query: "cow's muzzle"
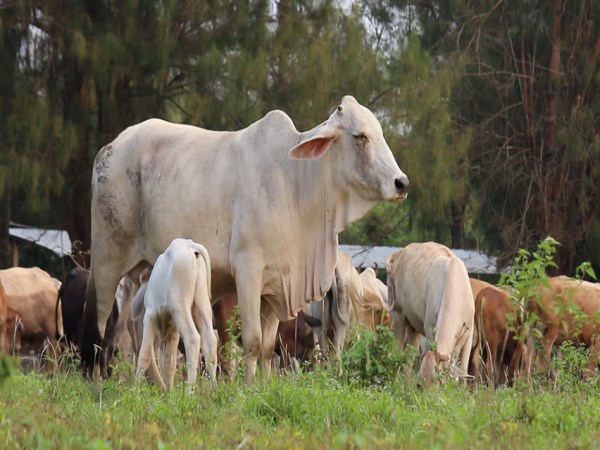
[394,176,409,199]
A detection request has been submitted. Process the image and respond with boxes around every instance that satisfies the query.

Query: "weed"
[342,325,415,387]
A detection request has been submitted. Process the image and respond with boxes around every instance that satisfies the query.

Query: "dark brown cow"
[57,267,120,373]
[57,268,89,349]
[471,285,525,387]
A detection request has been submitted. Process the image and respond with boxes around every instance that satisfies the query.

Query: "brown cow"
[212,294,321,375]
[471,285,525,386]
[467,278,492,378]
[529,276,600,377]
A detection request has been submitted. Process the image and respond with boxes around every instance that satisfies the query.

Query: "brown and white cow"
[528,276,600,377]
[471,285,526,386]
[82,96,409,383]
[386,242,474,384]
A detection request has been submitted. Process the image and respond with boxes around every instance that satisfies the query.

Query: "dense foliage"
[1,1,599,274]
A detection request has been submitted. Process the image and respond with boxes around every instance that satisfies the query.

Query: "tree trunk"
[0,176,11,268]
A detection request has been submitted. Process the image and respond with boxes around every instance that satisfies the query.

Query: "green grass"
[2,356,600,449]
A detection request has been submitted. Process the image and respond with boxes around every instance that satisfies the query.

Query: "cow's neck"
[291,151,378,305]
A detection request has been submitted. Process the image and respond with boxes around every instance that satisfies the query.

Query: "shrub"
[341,325,416,387]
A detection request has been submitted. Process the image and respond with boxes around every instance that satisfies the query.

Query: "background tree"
[414,0,600,272]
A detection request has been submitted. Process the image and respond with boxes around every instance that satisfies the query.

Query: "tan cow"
[529,276,600,376]
[386,242,474,384]
[358,268,390,329]
[82,96,409,383]
[0,267,62,353]
[472,285,526,386]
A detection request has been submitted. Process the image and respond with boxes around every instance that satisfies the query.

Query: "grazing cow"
[274,308,322,370]
[357,268,391,329]
[529,276,600,376]
[469,278,493,302]
[56,268,120,368]
[467,278,493,375]
[0,267,62,353]
[360,268,388,305]
[471,285,525,386]
[82,95,409,383]
[6,307,23,353]
[386,242,475,384]
[212,294,321,375]
[134,238,217,391]
[310,252,359,360]
[56,267,89,348]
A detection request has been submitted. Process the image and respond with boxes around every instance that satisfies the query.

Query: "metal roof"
[9,226,72,257]
[339,244,498,274]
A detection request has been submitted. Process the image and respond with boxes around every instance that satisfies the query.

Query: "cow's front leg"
[259,300,279,378]
[235,268,263,385]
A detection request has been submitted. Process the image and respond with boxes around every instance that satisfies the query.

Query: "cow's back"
[388,242,474,342]
[535,276,600,344]
[0,267,57,295]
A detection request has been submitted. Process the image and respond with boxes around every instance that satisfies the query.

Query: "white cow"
[310,251,361,360]
[133,238,217,391]
[82,95,409,383]
[386,242,474,384]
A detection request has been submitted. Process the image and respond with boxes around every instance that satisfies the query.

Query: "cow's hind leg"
[192,293,218,388]
[135,314,166,390]
[173,310,201,393]
[163,325,181,390]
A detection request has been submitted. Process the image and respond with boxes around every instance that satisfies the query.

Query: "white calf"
[134,238,217,391]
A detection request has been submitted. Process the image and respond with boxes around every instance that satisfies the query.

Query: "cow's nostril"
[395,177,409,193]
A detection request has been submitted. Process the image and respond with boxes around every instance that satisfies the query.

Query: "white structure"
[339,244,498,274]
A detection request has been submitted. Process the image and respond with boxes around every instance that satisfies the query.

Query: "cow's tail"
[55,282,65,342]
[195,244,212,301]
[131,282,147,322]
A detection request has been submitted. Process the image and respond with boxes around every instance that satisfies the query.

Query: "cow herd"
[2,96,599,391]
[1,240,600,390]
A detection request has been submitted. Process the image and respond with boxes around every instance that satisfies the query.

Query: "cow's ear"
[289,136,335,160]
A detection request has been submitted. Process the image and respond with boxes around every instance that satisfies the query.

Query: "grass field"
[2,347,600,450]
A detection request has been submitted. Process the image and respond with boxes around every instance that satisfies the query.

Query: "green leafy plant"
[222,305,244,380]
[498,236,560,344]
[549,341,594,389]
[342,325,415,387]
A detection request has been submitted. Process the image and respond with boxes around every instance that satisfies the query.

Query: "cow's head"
[289,96,409,203]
